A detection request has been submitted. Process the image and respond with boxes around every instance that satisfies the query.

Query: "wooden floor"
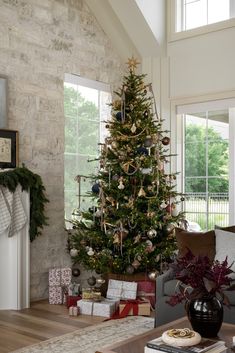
[0,300,104,353]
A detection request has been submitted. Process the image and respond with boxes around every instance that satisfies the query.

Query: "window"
[176,0,233,32]
[176,98,235,231]
[64,74,111,224]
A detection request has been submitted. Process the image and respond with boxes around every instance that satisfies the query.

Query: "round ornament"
[164,223,175,235]
[126,265,135,274]
[87,276,96,286]
[144,110,148,118]
[112,174,119,181]
[144,136,153,147]
[162,329,201,347]
[72,268,80,277]
[116,111,123,121]
[92,183,100,194]
[70,248,78,257]
[148,270,159,281]
[147,228,157,238]
[137,146,148,156]
[162,136,171,146]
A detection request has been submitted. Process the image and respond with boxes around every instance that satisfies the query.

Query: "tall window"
[176,0,234,32]
[176,99,235,231]
[64,74,111,224]
[182,111,229,230]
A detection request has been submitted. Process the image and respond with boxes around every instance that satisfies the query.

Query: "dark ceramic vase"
[186,296,223,337]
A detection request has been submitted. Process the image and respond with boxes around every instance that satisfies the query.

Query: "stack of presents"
[48,267,155,319]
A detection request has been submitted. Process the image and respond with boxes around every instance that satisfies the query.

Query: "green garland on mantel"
[0,165,49,242]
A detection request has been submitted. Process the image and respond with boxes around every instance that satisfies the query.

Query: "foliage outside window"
[64,75,111,226]
[179,110,229,231]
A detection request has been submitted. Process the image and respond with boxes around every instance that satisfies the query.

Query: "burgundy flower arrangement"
[167,249,235,307]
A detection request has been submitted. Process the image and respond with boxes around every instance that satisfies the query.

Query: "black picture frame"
[0,129,19,169]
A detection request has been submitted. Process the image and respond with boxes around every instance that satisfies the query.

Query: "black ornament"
[144,110,148,117]
[72,268,81,277]
[87,276,96,286]
[137,146,148,156]
[116,111,123,121]
[92,183,100,194]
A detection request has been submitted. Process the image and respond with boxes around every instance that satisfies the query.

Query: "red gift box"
[137,280,155,309]
[66,295,81,308]
[119,299,150,316]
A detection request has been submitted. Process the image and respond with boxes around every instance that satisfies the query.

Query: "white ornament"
[70,248,78,257]
[140,167,152,175]
[118,180,125,189]
[87,247,94,256]
[160,201,167,209]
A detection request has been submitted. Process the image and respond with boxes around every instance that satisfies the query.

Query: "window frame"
[167,0,235,42]
[170,92,235,227]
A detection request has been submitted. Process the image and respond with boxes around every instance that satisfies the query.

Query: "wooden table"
[99,317,235,353]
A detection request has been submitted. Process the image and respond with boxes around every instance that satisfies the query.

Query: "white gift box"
[106,279,137,300]
[77,299,119,317]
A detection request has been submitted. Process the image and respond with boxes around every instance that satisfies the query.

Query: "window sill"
[168,17,235,43]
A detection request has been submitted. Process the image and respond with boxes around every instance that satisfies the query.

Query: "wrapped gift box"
[77,299,119,317]
[106,279,137,300]
[137,280,156,309]
[119,299,151,316]
[66,295,81,308]
[49,286,63,304]
[48,267,72,304]
[49,267,72,286]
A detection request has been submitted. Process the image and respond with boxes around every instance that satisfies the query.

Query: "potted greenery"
[167,250,235,337]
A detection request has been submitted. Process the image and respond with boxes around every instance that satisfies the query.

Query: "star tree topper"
[126,56,140,72]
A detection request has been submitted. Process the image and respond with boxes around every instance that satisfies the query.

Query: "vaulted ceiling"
[85,0,166,61]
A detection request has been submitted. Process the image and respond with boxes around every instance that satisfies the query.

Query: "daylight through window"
[64,74,111,226]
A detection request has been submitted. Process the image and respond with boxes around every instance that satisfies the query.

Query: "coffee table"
[99,317,235,353]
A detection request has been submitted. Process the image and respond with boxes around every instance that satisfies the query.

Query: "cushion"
[175,228,215,261]
[215,225,235,233]
[214,229,235,277]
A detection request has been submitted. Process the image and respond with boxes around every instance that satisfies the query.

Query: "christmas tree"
[68,57,184,276]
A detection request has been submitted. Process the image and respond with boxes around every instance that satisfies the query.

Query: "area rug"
[12,316,154,353]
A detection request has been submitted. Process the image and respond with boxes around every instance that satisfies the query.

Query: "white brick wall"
[0,0,124,300]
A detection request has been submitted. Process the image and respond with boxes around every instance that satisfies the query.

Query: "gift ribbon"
[119,299,140,317]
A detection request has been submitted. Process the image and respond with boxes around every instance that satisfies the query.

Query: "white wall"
[168,27,235,99]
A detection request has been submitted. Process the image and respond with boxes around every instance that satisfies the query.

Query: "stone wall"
[0,0,123,300]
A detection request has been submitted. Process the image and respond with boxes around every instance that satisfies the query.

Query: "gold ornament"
[113,99,121,109]
[126,56,140,72]
[131,123,137,133]
[138,187,146,197]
